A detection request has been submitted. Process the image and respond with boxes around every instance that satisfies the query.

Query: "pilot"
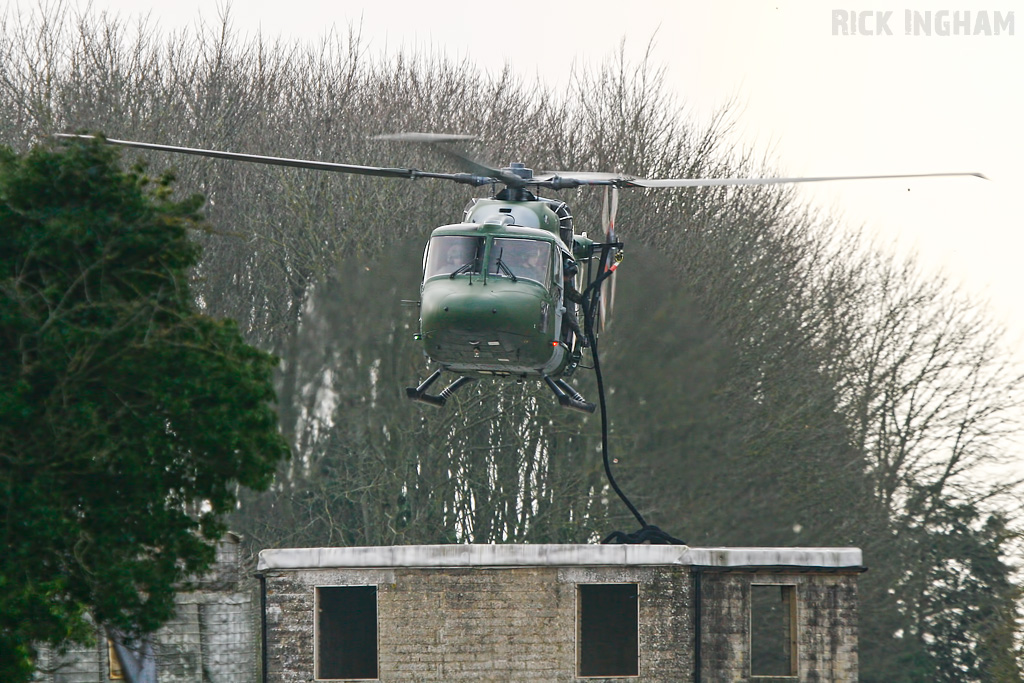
[523,245,545,279]
[445,243,464,267]
[501,245,530,277]
[444,241,477,275]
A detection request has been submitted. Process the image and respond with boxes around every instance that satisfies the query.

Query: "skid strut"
[544,376,596,414]
[406,370,475,407]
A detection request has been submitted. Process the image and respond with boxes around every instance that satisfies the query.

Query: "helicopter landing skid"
[406,370,476,407]
[544,376,596,414]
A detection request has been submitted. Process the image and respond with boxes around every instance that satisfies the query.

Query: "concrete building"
[257,544,863,682]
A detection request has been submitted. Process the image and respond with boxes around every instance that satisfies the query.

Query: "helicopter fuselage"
[416,196,583,379]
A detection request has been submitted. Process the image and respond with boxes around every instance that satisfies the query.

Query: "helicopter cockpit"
[423,234,555,288]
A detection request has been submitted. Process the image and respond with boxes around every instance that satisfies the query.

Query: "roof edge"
[256,544,863,571]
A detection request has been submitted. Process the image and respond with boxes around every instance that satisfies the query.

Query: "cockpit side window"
[424,236,484,278]
[488,238,552,286]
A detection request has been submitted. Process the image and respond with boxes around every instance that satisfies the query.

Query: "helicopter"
[56,132,984,413]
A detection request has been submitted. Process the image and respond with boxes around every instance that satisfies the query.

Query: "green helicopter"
[411,176,618,413]
[56,133,984,413]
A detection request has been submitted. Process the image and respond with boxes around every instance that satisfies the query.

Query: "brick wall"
[263,565,694,682]
[699,571,859,682]
[259,544,862,683]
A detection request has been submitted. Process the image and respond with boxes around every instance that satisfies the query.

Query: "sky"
[35,0,1024,348]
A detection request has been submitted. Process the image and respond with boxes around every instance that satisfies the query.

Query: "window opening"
[316,585,378,680]
[577,583,639,677]
[750,584,798,677]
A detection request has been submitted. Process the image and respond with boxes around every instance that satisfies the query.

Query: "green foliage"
[0,140,290,681]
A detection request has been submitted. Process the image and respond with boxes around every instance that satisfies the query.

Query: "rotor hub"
[506,162,533,181]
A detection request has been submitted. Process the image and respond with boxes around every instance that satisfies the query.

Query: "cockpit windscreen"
[424,236,484,278]
[488,238,551,286]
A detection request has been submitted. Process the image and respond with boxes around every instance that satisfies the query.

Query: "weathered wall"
[34,534,258,683]
[38,637,105,683]
[264,565,694,682]
[35,543,861,682]
[699,571,859,682]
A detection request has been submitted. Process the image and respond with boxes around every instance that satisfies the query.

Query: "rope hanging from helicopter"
[579,239,685,546]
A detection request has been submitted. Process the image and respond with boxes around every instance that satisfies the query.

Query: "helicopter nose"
[425,288,539,335]
[419,280,554,367]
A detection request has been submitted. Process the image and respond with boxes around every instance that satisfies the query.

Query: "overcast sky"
[52,0,1024,347]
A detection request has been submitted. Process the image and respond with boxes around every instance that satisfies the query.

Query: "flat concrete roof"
[257,544,863,571]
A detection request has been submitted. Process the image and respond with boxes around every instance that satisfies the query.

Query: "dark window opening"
[317,585,378,680]
[577,583,639,677]
[750,584,797,677]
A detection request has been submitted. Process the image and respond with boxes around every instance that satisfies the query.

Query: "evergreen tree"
[0,140,290,682]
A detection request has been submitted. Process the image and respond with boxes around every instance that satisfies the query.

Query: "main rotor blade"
[539,171,625,183]
[628,172,988,188]
[533,171,623,189]
[59,135,986,191]
[373,132,477,144]
[54,134,492,186]
[535,170,987,190]
[374,131,528,188]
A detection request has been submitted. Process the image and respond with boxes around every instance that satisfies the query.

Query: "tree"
[0,139,290,682]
